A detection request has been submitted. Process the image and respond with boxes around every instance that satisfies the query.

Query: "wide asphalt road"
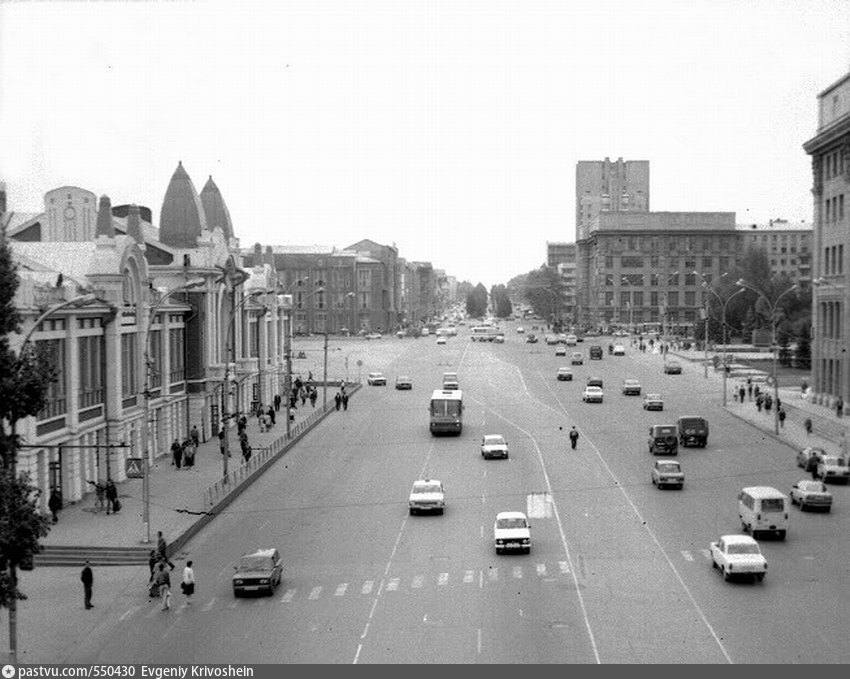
[65,324,850,664]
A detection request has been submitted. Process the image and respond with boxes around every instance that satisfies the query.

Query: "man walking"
[81,560,94,609]
[48,489,62,524]
[738,385,745,404]
[569,426,579,450]
[334,392,342,411]
[105,479,118,514]
[190,425,200,450]
[342,392,349,411]
[171,438,183,469]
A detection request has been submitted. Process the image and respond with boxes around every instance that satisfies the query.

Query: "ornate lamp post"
[737,279,798,432]
[700,282,744,406]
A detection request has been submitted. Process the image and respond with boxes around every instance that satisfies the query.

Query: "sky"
[2,0,850,289]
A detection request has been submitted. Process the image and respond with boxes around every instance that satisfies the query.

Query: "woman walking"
[182,560,195,604]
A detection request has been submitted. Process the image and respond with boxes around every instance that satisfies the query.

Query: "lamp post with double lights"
[620,277,635,334]
[736,279,798,433]
[141,279,205,544]
[699,280,744,406]
[5,291,100,666]
[221,287,273,478]
[693,272,730,379]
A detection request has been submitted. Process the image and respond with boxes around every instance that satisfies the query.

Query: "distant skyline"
[2,0,850,288]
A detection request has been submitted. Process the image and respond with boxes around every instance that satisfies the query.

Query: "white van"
[738,486,789,540]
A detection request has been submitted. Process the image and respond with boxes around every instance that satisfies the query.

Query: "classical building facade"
[804,68,850,407]
[2,164,286,512]
[736,219,813,287]
[546,242,578,322]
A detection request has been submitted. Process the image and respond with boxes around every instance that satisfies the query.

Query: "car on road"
[494,334,505,343]
[481,434,509,459]
[677,416,709,448]
[622,379,641,395]
[516,326,525,334]
[555,345,567,356]
[570,351,584,365]
[556,367,573,381]
[494,511,531,554]
[364,332,383,340]
[436,336,447,345]
[367,372,387,386]
[796,446,826,469]
[816,455,850,484]
[651,460,684,489]
[408,479,445,515]
[395,376,413,390]
[789,480,832,512]
[396,330,405,339]
[710,535,767,583]
[586,376,603,388]
[613,344,626,356]
[545,335,559,345]
[525,333,538,344]
[648,424,678,455]
[557,333,568,344]
[232,548,283,596]
[663,360,683,374]
[565,334,578,346]
[589,345,603,360]
[642,393,664,411]
[582,386,604,403]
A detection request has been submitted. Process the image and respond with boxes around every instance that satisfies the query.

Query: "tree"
[794,325,811,370]
[489,284,512,319]
[519,266,566,325]
[465,283,488,318]
[0,227,56,662]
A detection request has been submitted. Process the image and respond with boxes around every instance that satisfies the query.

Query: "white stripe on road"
[536,563,547,577]
[412,575,424,589]
[386,578,399,592]
[464,570,475,583]
[438,572,449,586]
[682,551,694,562]
[361,580,374,595]
[281,589,296,603]
[202,598,216,612]
[512,566,522,579]
[308,586,322,600]
[335,583,348,597]
[488,568,498,582]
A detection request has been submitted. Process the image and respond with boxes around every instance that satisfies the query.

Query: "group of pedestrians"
[84,478,120,515]
[170,425,201,470]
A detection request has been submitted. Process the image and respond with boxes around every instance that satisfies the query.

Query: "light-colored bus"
[430,389,464,435]
[471,326,498,342]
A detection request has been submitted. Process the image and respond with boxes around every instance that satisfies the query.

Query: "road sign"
[356,359,363,367]
[125,457,144,478]
[765,376,775,386]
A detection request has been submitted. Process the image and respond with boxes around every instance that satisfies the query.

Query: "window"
[684,273,696,286]
[620,292,630,307]
[358,291,370,309]
[148,329,162,389]
[650,255,660,267]
[316,290,326,310]
[37,339,66,420]
[621,256,644,268]
[357,269,371,288]
[169,328,185,383]
[685,291,695,306]
[633,291,644,307]
[605,274,614,286]
[702,257,712,269]
[121,334,137,398]
[840,245,845,275]
[605,256,614,268]
[840,194,845,221]
[78,335,105,408]
[604,292,614,306]
[668,292,679,306]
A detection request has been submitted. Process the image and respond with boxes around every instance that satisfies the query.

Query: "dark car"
[232,548,282,596]
[589,345,603,360]
[677,416,709,448]
[525,334,538,344]
[395,376,413,390]
[648,425,679,455]
[663,361,683,375]
[587,376,603,389]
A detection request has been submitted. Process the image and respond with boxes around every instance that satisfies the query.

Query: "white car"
[651,460,684,489]
[570,352,584,365]
[481,434,509,460]
[622,379,641,395]
[710,534,767,582]
[494,334,505,343]
[364,332,383,340]
[436,336,447,345]
[789,480,832,512]
[613,344,626,356]
[816,455,850,484]
[516,327,525,334]
[366,372,386,386]
[582,386,603,403]
[565,334,577,346]
[494,511,531,554]
[555,345,567,356]
[408,479,445,515]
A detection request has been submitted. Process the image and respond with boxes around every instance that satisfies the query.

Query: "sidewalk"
[41,394,339,553]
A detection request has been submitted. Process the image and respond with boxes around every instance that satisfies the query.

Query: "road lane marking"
[412,575,424,589]
[537,563,547,577]
[512,566,522,579]
[488,568,498,582]
[464,570,475,583]
[558,561,570,574]
[281,589,296,603]
[682,551,694,562]
[386,578,399,592]
[228,601,238,609]
[361,580,374,595]
[477,629,482,655]
[335,583,348,597]
[438,572,449,586]
[202,598,216,611]
[308,586,322,600]
[119,606,139,622]
[353,644,363,664]
[700,549,711,560]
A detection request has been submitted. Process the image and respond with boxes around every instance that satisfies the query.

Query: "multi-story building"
[1,164,286,513]
[736,219,813,287]
[804,68,850,408]
[546,242,578,322]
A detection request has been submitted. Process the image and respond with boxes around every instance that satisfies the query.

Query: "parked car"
[642,393,664,411]
[570,352,584,365]
[622,379,641,396]
[651,460,684,489]
[436,336,447,345]
[494,334,505,343]
[789,480,832,512]
[556,367,573,381]
[232,549,283,596]
[367,372,387,386]
[408,479,445,515]
[395,376,413,390]
[565,334,578,346]
[545,335,559,345]
[816,455,850,484]
[612,344,626,356]
[582,386,604,403]
[710,535,767,583]
[677,416,709,448]
[494,511,531,554]
[796,446,826,469]
[663,360,683,375]
[648,424,678,455]
[481,434,509,460]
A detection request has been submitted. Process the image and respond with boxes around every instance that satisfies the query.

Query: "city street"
[9,325,850,663]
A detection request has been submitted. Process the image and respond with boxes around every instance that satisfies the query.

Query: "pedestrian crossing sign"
[125,457,144,478]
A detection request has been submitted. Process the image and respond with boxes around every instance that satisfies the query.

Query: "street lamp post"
[737,279,798,433]
[141,279,205,544]
[620,277,635,334]
[700,285,744,407]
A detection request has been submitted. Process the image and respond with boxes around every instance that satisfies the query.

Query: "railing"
[781,399,848,445]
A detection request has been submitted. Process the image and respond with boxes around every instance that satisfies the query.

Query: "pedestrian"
[274,394,281,412]
[48,489,62,524]
[182,437,195,468]
[148,549,158,577]
[568,426,579,450]
[190,425,200,449]
[747,383,753,401]
[181,560,195,603]
[836,396,844,418]
[240,434,252,463]
[157,530,175,570]
[804,417,813,436]
[105,479,118,514]
[301,390,307,406]
[156,562,172,610]
[87,479,106,512]
[756,394,763,412]
[171,438,183,469]
[754,385,761,400]
[310,388,317,408]
[268,405,276,426]
[219,428,229,458]
[738,385,745,404]
[764,394,772,413]
[806,452,819,480]
[81,560,94,609]
[776,396,781,410]
[342,392,349,411]
[334,392,342,411]
[778,407,786,428]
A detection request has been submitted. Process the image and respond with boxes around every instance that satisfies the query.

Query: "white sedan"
[613,344,626,356]
[366,372,387,386]
[494,511,531,554]
[710,534,767,582]
[481,434,509,460]
[582,386,603,403]
[790,480,832,512]
[408,479,445,515]
[651,460,684,489]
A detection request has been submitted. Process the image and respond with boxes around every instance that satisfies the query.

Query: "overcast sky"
[2,0,849,288]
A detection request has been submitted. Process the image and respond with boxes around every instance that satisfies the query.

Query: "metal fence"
[782,400,848,446]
